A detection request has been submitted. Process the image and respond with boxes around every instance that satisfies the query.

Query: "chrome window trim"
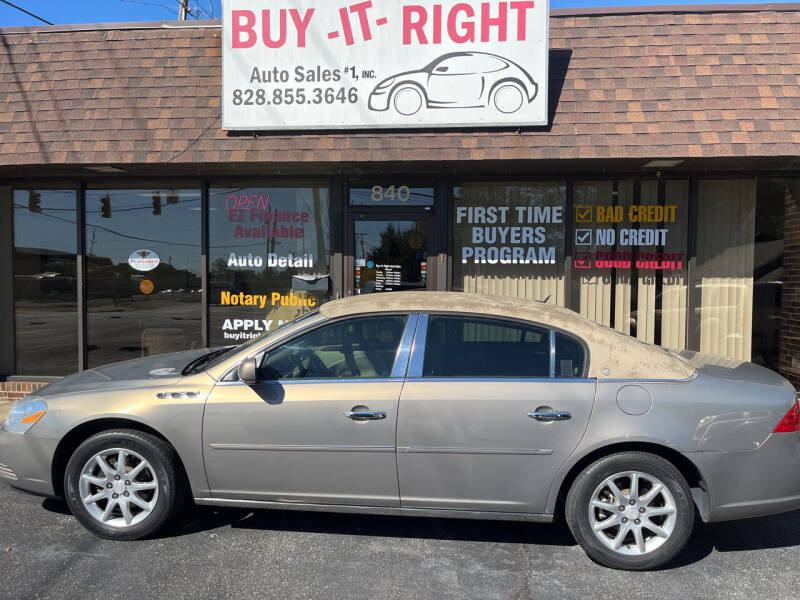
[406,313,429,378]
[391,313,419,378]
[214,377,404,387]
[549,329,556,378]
[598,370,699,384]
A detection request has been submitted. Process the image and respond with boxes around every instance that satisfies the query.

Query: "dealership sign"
[222,0,549,130]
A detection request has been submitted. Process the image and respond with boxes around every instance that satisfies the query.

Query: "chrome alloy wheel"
[78,448,159,528]
[588,471,677,556]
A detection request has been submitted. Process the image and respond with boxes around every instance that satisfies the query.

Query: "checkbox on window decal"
[574,253,592,269]
[575,206,593,222]
[575,229,593,245]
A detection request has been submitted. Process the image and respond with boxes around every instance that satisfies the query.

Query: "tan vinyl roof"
[320,292,695,380]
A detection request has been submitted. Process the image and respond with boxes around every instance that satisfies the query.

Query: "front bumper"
[688,430,800,522]
[0,427,59,496]
[368,88,390,111]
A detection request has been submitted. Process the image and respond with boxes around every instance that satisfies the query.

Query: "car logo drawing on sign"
[368,52,538,116]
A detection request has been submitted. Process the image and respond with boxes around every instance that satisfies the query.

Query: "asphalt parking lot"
[1,483,799,600]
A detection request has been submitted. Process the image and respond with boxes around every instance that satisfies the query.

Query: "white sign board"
[222,0,549,130]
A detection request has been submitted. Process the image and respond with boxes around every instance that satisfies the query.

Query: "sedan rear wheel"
[64,429,184,540]
[491,82,525,114]
[565,452,694,570]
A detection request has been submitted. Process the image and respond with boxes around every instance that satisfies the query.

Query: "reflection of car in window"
[368,52,538,116]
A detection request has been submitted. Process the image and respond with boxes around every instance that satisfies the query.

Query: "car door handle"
[528,410,572,422]
[344,410,387,421]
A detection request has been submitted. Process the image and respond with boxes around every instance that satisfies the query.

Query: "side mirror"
[238,357,260,384]
[434,66,449,73]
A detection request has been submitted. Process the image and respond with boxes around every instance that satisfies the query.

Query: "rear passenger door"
[396,314,596,514]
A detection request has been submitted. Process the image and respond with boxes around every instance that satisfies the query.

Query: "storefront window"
[571,180,689,349]
[13,190,78,375]
[452,182,566,305]
[208,184,330,346]
[84,188,202,367]
[695,179,791,367]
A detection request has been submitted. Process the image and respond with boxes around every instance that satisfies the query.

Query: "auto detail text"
[223,0,549,129]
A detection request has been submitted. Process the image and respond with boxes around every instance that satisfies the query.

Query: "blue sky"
[0,0,794,27]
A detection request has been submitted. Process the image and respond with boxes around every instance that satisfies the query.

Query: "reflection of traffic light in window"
[167,192,178,205]
[28,190,41,213]
[100,195,111,218]
[153,194,162,215]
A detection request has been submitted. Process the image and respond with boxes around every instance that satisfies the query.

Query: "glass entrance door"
[351,218,430,295]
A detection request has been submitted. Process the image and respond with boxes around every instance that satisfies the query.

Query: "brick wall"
[0,380,50,402]
[779,184,800,390]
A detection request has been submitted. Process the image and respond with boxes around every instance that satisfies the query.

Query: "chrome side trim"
[406,313,429,377]
[214,377,403,387]
[403,377,596,384]
[549,329,556,378]
[599,370,699,384]
[398,446,554,456]
[193,497,555,523]
[391,313,419,378]
[208,443,394,452]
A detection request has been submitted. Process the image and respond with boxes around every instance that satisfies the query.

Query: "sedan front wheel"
[64,429,184,540]
[565,451,694,570]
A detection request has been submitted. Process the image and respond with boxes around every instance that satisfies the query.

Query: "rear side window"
[422,315,550,378]
[259,315,408,380]
[555,332,586,378]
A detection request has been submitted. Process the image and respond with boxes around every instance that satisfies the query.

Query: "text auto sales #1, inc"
[222,0,549,129]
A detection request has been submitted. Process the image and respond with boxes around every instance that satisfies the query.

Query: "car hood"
[32,348,217,398]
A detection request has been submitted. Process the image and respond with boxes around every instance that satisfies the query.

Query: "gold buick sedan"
[2,292,799,570]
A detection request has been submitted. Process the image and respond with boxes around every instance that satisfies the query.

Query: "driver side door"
[202,313,414,507]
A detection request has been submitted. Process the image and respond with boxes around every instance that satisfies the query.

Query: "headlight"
[376,77,396,90]
[3,397,47,434]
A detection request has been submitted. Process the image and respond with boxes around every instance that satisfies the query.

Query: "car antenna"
[541,294,552,304]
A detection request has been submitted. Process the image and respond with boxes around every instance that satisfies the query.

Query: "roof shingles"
[0,7,798,167]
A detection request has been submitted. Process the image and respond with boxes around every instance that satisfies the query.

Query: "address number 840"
[232,87,358,106]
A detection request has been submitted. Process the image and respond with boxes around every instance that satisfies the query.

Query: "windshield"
[198,311,321,373]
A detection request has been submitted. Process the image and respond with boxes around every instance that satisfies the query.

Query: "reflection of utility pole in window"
[312,188,325,269]
[89,228,96,255]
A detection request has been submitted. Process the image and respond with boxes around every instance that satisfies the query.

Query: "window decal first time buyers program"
[222,0,549,130]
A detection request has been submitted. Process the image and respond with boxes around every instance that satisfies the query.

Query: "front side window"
[422,315,551,378]
[259,315,408,380]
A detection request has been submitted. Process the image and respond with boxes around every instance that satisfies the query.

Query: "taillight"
[774,401,800,433]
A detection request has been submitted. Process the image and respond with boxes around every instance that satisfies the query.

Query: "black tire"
[64,429,185,540]
[565,451,694,570]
